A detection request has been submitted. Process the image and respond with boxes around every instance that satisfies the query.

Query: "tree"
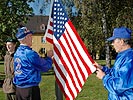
[72,0,133,67]
[0,0,34,60]
[38,0,133,67]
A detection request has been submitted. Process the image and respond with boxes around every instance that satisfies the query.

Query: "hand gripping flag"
[44,0,96,99]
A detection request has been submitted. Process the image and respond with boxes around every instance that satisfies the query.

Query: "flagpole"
[55,81,63,100]
[52,1,63,99]
[45,0,63,99]
[43,0,54,41]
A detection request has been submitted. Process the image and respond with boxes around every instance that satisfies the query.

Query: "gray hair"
[123,39,132,46]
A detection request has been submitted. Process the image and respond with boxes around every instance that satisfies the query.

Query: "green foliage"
[70,0,133,60]
[0,0,34,37]
[0,0,34,59]
[71,0,106,57]
[116,7,133,29]
[42,0,133,61]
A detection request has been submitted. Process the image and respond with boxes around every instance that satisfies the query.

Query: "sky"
[28,0,50,15]
[28,0,77,16]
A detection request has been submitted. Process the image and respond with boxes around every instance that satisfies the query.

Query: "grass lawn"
[0,60,110,100]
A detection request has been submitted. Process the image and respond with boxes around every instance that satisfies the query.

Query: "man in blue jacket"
[13,26,53,100]
[95,27,133,100]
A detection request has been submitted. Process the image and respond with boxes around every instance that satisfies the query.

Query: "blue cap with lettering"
[16,27,33,40]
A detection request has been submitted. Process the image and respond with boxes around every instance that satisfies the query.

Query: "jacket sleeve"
[27,50,53,72]
[102,59,133,95]
[102,66,111,74]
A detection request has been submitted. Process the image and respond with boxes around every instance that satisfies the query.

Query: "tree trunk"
[102,9,111,67]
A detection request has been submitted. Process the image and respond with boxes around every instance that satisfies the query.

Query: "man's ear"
[121,39,126,46]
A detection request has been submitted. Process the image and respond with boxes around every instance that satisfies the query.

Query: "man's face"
[111,38,123,53]
[6,42,16,52]
[26,34,32,47]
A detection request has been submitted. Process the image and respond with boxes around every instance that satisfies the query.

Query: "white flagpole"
[43,0,54,42]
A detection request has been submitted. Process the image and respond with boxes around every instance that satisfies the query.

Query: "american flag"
[44,0,96,99]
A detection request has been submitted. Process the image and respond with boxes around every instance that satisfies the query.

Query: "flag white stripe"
[65,24,88,79]
[62,30,84,86]
[54,51,77,98]
[47,24,53,31]
[44,0,53,40]
[54,63,73,100]
[44,18,53,40]
[46,33,53,40]
[60,34,82,91]
[44,0,96,99]
[66,23,96,73]
[64,29,86,85]
[54,36,77,98]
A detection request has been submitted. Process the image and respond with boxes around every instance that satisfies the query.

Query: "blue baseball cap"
[16,27,33,40]
[107,27,132,41]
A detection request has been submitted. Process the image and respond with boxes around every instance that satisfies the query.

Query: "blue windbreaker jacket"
[102,48,133,100]
[13,45,53,88]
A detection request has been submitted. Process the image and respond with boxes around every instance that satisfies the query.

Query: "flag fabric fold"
[44,0,96,99]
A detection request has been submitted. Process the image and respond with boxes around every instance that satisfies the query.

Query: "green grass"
[95,60,114,66]
[0,61,4,80]
[0,60,109,100]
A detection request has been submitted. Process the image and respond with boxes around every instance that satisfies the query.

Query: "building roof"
[24,15,49,33]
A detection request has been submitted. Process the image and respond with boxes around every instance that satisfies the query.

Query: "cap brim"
[107,36,116,41]
[26,31,33,35]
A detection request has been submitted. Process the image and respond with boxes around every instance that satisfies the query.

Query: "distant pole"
[55,81,63,100]
[101,0,111,67]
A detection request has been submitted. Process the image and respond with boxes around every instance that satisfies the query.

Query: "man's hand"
[47,50,53,58]
[93,62,103,69]
[96,68,105,79]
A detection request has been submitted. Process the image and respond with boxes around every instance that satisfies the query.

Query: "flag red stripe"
[58,35,81,93]
[61,32,84,87]
[54,44,75,99]
[44,1,96,99]
[54,71,69,99]
[50,21,53,26]
[64,29,86,82]
[66,31,92,76]
[48,29,53,35]
[46,37,53,44]
[54,59,68,98]
[67,20,93,75]
[68,20,95,67]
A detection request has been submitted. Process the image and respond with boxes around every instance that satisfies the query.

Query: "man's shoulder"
[4,51,13,58]
[15,45,39,57]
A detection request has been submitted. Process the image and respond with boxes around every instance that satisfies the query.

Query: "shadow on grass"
[41,68,55,76]
[0,72,4,88]
[0,62,3,65]
[0,61,4,64]
[0,80,4,88]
